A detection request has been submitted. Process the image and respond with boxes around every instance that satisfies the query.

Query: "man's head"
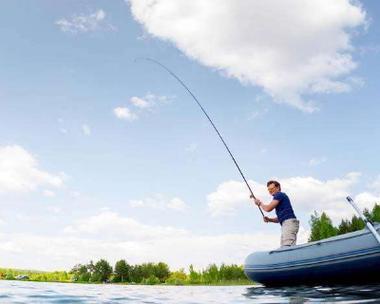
[267,180,281,195]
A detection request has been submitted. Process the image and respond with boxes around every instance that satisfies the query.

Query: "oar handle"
[346,196,380,245]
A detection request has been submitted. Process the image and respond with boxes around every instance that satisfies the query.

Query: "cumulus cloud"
[207,172,379,223]
[43,190,56,198]
[129,194,189,212]
[0,145,64,193]
[308,157,327,166]
[207,180,269,217]
[128,0,367,112]
[113,107,138,121]
[167,197,188,211]
[114,94,173,122]
[64,211,189,240]
[369,175,380,190]
[0,211,290,270]
[56,9,115,34]
[130,96,151,109]
[130,93,173,110]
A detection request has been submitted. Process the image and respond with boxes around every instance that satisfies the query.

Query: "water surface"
[1,281,380,303]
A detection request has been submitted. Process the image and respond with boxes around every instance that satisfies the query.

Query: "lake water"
[1,281,380,303]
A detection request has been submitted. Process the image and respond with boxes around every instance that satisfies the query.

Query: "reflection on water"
[244,284,380,303]
[1,280,380,303]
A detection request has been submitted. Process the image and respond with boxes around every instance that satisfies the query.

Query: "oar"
[346,196,380,244]
[136,57,264,217]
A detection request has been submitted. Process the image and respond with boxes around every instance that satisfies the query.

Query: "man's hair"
[267,180,281,191]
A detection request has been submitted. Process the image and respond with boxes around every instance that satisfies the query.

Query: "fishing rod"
[136,57,264,217]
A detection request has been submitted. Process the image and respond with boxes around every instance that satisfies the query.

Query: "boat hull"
[244,225,380,286]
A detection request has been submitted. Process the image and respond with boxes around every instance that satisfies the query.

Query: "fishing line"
[135,57,264,217]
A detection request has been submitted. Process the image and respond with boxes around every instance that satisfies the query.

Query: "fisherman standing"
[251,180,299,247]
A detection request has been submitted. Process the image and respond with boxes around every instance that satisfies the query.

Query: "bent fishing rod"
[136,57,264,217]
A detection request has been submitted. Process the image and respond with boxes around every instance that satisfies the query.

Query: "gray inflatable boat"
[244,224,380,286]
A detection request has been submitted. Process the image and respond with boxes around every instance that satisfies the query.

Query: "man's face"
[267,184,279,195]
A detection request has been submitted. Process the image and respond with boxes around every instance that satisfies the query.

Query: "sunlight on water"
[1,281,380,303]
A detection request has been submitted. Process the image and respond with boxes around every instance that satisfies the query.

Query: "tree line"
[0,268,69,282]
[0,262,250,285]
[70,260,249,285]
[309,203,380,242]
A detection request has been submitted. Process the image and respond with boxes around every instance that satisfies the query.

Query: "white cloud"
[56,9,115,34]
[0,211,291,270]
[207,172,379,223]
[113,107,138,121]
[354,192,380,209]
[114,94,174,123]
[129,194,189,212]
[130,96,151,109]
[167,197,188,211]
[283,172,361,221]
[64,211,189,240]
[0,145,64,193]
[82,124,91,136]
[43,190,56,198]
[129,93,173,111]
[369,175,380,190]
[47,206,62,214]
[207,180,268,217]
[308,157,327,167]
[128,0,367,112]
[70,191,81,198]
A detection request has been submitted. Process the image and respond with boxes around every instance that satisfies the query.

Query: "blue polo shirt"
[273,191,296,225]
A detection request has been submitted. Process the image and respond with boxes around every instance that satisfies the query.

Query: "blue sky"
[0,0,380,271]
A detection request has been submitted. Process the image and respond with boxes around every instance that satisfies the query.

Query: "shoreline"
[0,278,254,286]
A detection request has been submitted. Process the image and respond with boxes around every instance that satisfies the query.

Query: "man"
[251,180,299,247]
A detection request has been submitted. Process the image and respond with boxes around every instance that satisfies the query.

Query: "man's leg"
[281,219,300,247]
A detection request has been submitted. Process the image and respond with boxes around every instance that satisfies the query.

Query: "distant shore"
[0,262,253,286]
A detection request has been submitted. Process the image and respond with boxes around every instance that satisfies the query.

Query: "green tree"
[140,263,155,280]
[129,265,143,283]
[337,219,351,235]
[70,264,90,282]
[154,262,170,282]
[308,211,338,242]
[91,259,112,283]
[337,215,365,235]
[312,203,380,241]
[219,264,246,281]
[203,264,219,284]
[366,203,380,223]
[143,275,160,285]
[165,269,187,285]
[350,215,365,231]
[114,260,130,283]
[188,265,201,284]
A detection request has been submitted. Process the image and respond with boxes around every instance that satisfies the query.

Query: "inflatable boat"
[244,224,380,286]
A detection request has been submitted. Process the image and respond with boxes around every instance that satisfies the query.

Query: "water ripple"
[1,280,380,303]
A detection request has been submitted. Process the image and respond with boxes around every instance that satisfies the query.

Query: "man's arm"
[256,199,279,212]
[264,216,279,223]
